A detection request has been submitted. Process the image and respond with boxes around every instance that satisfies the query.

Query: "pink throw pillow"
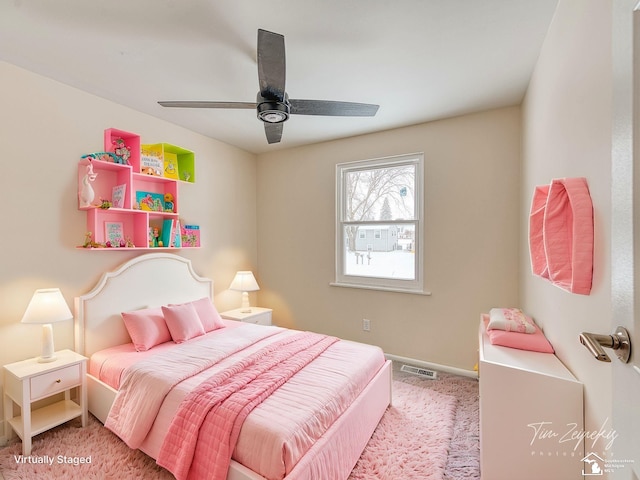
[483,316,554,354]
[121,307,172,352]
[162,303,205,343]
[191,297,225,332]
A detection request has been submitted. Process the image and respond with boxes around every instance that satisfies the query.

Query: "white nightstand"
[3,349,87,455]
[221,307,273,326]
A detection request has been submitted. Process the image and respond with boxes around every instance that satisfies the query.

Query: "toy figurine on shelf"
[149,227,160,247]
[164,193,175,213]
[112,138,131,165]
[80,152,119,163]
[79,161,98,208]
[82,232,102,248]
[99,199,112,209]
[125,237,135,248]
[83,232,93,248]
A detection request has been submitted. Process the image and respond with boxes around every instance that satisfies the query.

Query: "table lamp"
[229,271,260,313]
[21,288,73,363]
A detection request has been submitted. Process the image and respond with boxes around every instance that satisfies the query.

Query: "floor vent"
[400,364,438,379]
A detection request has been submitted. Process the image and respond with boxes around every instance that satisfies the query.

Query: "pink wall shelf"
[77,128,199,250]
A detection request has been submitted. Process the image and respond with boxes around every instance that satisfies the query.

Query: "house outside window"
[334,153,425,293]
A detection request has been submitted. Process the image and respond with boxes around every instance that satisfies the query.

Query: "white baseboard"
[385,353,478,379]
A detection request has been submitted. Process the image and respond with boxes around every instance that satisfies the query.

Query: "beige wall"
[257,106,521,370]
[520,0,613,445]
[0,61,258,413]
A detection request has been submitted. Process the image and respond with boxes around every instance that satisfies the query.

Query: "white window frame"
[333,153,426,294]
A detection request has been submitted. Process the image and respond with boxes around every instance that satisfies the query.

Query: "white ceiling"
[0,0,558,154]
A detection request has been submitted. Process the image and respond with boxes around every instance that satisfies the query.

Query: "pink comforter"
[157,331,338,480]
[102,323,386,480]
[105,325,281,448]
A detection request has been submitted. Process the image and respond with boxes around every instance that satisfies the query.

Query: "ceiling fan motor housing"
[256,93,290,123]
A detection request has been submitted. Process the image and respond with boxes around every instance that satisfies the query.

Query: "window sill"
[329,282,432,296]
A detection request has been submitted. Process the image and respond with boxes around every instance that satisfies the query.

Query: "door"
[611,2,640,479]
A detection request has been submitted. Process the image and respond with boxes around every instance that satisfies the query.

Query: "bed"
[74,253,392,480]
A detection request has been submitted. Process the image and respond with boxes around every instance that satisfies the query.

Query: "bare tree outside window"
[379,197,393,221]
[343,164,415,252]
[335,153,424,293]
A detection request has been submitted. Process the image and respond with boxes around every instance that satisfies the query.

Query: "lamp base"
[39,323,57,363]
[240,291,252,313]
[37,355,57,363]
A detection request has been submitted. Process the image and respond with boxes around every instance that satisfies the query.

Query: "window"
[334,153,425,293]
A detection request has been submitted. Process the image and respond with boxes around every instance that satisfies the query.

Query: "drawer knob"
[55,379,61,383]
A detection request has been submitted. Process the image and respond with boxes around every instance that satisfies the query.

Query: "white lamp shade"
[21,288,73,324]
[21,288,73,363]
[228,271,260,292]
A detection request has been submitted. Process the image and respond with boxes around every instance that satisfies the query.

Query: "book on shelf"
[136,191,164,212]
[140,144,164,177]
[163,151,180,180]
[161,218,174,248]
[104,221,124,246]
[172,219,182,248]
[181,224,200,247]
[112,184,126,209]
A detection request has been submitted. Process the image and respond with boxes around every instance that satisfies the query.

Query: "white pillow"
[487,308,536,334]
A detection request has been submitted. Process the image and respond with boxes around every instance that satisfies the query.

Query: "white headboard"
[74,253,213,357]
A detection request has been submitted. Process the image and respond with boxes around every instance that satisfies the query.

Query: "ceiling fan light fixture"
[158,29,379,144]
[257,101,290,123]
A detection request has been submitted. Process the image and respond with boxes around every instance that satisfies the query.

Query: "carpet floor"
[392,368,480,480]
[0,363,479,480]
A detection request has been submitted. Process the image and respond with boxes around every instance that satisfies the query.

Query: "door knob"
[579,326,631,363]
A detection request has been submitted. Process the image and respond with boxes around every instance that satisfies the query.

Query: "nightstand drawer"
[221,308,273,326]
[30,364,81,400]
[244,312,271,325]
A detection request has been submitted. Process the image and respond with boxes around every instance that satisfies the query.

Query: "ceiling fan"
[158,29,379,144]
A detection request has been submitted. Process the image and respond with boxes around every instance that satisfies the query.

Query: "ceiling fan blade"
[257,29,286,101]
[158,101,257,109]
[289,99,379,117]
[264,122,283,144]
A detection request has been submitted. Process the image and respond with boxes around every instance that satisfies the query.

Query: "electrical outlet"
[362,318,371,331]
